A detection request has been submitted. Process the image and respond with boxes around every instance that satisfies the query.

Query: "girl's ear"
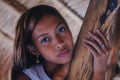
[26,45,38,55]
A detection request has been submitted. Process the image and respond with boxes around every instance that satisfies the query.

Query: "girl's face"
[32,15,73,64]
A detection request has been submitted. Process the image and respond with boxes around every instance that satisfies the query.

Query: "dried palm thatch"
[3,0,83,42]
[59,0,90,20]
[0,31,13,80]
[0,1,19,80]
[68,0,120,80]
[0,0,21,39]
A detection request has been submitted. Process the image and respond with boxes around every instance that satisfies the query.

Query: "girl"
[12,5,111,80]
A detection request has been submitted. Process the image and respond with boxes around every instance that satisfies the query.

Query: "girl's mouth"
[58,49,70,57]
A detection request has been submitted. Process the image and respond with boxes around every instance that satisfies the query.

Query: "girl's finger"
[96,29,110,49]
[83,42,98,57]
[88,31,108,53]
[88,31,103,45]
[83,38,104,55]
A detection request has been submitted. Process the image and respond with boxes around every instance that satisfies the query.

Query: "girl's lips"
[58,49,70,57]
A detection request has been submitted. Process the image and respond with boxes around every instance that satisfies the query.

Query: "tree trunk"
[68,0,120,80]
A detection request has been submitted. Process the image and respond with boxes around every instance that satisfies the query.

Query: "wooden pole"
[68,0,120,80]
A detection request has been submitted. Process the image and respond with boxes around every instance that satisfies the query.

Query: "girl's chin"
[59,58,72,64]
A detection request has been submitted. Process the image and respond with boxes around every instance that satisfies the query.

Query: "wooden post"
[68,0,120,80]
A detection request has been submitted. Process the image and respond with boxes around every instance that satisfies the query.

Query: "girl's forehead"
[30,15,62,31]
[39,15,62,22]
[36,15,62,27]
[32,15,63,38]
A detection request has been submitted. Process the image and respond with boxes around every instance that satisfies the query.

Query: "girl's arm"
[83,29,111,80]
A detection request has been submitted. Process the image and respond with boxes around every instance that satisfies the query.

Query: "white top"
[23,64,51,80]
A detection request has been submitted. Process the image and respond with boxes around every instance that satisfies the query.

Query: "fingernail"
[88,32,90,34]
[96,29,99,32]
[88,31,92,35]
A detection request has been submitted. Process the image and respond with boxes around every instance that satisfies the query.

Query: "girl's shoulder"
[16,65,39,80]
[17,72,31,80]
[22,64,51,80]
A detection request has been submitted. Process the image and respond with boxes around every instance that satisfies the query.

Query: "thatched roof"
[0,0,90,80]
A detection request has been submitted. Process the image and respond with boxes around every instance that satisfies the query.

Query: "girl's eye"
[41,38,49,43]
[57,27,65,34]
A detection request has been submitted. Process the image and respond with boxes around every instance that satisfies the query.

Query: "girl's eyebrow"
[56,21,66,29]
[36,21,65,40]
[56,22,63,27]
[36,33,49,40]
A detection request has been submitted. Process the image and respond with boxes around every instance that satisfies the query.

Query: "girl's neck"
[43,61,59,78]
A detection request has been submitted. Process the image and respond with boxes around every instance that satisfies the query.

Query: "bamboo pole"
[68,0,120,80]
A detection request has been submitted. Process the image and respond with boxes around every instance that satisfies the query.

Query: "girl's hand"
[83,29,111,80]
[53,63,70,80]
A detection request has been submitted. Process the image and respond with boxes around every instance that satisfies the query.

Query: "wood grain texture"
[68,0,120,80]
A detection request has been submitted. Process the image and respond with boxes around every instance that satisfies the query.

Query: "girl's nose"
[55,37,65,50]
[55,43,65,50]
